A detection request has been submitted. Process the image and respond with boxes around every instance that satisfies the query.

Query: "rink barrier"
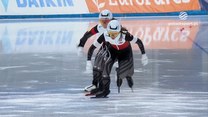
[0,10,207,19]
[0,0,207,19]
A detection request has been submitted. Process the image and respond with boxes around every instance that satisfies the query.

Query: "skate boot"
[95,77,111,98]
[85,68,103,92]
[84,84,96,92]
[85,77,103,96]
[126,76,134,92]
[85,87,101,96]
[95,90,110,98]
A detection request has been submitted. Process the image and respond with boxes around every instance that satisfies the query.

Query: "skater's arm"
[135,39,145,54]
[78,25,99,47]
[87,34,105,60]
[126,32,146,54]
[125,30,148,66]
[87,45,96,60]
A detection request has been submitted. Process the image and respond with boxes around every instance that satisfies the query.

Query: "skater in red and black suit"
[77,9,113,50]
[87,20,148,98]
[77,9,115,92]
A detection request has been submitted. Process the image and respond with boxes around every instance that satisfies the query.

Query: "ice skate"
[91,90,110,98]
[91,77,110,98]
[85,88,100,96]
[126,76,134,92]
[84,84,96,92]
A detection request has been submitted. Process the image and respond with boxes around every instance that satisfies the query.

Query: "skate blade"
[131,88,134,92]
[90,96,109,99]
[85,93,95,96]
[118,87,120,93]
[84,90,89,92]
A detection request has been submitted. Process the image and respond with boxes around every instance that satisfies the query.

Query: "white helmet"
[99,9,113,20]
[107,20,121,32]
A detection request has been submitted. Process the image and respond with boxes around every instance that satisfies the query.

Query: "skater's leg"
[87,68,103,94]
[126,76,134,90]
[92,68,102,87]
[125,56,134,91]
[117,77,122,93]
[84,47,105,92]
[95,77,111,98]
[117,55,134,91]
[95,56,115,97]
[115,67,122,93]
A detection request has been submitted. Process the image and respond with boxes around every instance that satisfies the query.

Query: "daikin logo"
[1,0,74,12]
[16,0,74,8]
[1,0,9,12]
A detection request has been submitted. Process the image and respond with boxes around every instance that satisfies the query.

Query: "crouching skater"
[87,20,148,98]
[77,9,115,92]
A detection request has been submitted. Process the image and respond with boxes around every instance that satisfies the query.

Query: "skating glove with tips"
[77,47,84,57]
[86,60,92,73]
[141,54,148,66]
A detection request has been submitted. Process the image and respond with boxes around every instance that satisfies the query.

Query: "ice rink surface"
[0,16,208,117]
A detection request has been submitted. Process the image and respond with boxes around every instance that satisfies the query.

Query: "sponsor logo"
[92,0,105,11]
[1,0,74,12]
[86,0,200,13]
[179,12,188,20]
[16,0,74,7]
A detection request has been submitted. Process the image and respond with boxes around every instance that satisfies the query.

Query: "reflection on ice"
[1,17,208,54]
